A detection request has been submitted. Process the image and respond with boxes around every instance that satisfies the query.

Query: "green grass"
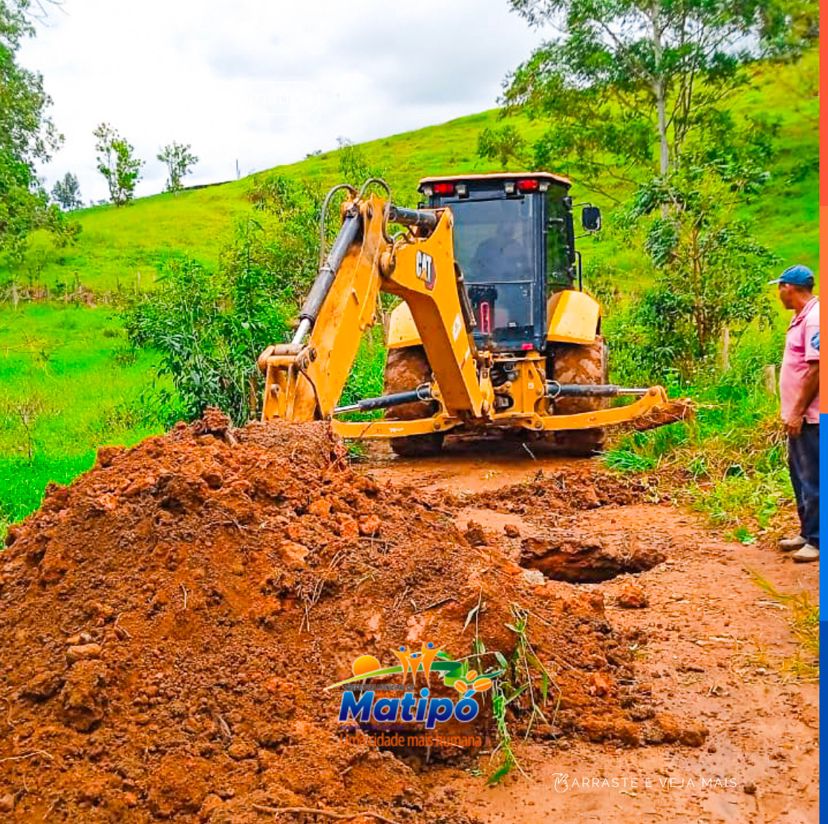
[0,50,818,535]
[0,303,167,533]
[603,337,795,540]
[16,181,251,293]
[732,55,820,272]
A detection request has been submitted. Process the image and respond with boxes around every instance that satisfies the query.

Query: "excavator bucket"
[628,397,695,431]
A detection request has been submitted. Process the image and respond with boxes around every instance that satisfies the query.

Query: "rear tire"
[383,346,444,458]
[549,337,608,456]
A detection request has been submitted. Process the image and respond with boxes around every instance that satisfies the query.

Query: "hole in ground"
[520,532,665,583]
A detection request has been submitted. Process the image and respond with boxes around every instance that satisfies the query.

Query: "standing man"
[770,265,819,563]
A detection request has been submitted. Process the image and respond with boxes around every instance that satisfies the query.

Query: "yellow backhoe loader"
[258,173,688,456]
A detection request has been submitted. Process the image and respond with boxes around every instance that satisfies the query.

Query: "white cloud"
[21,0,547,203]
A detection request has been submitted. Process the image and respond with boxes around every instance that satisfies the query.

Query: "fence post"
[763,364,777,395]
[721,327,731,371]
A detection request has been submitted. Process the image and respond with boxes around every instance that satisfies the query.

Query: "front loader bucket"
[627,397,694,432]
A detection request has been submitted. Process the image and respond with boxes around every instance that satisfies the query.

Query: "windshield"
[446,196,537,346]
[448,197,536,283]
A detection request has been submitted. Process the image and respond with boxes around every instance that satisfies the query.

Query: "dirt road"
[0,422,817,822]
[365,443,819,824]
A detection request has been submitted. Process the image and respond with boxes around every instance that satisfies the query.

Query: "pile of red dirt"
[0,413,705,822]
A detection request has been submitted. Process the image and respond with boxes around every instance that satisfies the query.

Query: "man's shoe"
[779,535,807,551]
[792,543,819,563]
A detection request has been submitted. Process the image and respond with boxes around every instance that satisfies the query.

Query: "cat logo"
[415,251,436,290]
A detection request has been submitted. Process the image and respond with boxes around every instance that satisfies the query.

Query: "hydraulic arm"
[258,188,491,424]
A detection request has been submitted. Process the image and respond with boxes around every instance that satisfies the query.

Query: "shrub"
[124,257,290,425]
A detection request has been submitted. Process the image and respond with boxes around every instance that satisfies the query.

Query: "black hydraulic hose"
[318,183,357,267]
[296,210,361,336]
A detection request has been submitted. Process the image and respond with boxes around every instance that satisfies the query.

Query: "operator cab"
[419,172,578,354]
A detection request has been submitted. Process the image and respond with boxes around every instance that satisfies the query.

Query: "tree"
[125,144,388,424]
[124,257,291,425]
[94,123,143,205]
[477,125,528,169]
[157,141,198,193]
[503,0,796,194]
[2,395,44,463]
[51,172,82,210]
[613,148,776,382]
[0,0,74,265]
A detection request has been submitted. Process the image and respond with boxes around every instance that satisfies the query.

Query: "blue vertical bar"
[820,414,826,822]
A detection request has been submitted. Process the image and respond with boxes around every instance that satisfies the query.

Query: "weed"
[344,440,368,461]
[727,526,757,545]
[603,448,658,473]
[487,605,559,784]
[749,570,819,681]
[488,682,519,785]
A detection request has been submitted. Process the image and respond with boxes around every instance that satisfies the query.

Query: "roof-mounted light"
[516,178,540,193]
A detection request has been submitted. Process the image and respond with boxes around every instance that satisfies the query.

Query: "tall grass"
[750,571,819,680]
[603,330,793,540]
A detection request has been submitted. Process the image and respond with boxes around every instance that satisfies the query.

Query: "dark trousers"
[788,423,820,548]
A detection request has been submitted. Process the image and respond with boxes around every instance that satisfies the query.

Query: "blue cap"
[768,264,814,287]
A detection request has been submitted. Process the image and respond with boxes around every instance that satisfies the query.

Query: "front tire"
[549,337,608,456]
[383,346,444,457]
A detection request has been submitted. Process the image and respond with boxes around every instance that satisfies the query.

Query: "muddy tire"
[383,346,444,457]
[549,337,608,456]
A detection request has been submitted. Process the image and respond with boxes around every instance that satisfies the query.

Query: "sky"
[21,0,549,203]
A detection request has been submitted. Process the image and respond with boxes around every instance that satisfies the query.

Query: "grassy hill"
[0,50,818,534]
[22,52,819,293]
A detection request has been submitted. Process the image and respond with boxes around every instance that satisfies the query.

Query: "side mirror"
[582,205,602,232]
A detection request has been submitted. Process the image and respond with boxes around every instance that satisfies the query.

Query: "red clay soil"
[0,414,704,822]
